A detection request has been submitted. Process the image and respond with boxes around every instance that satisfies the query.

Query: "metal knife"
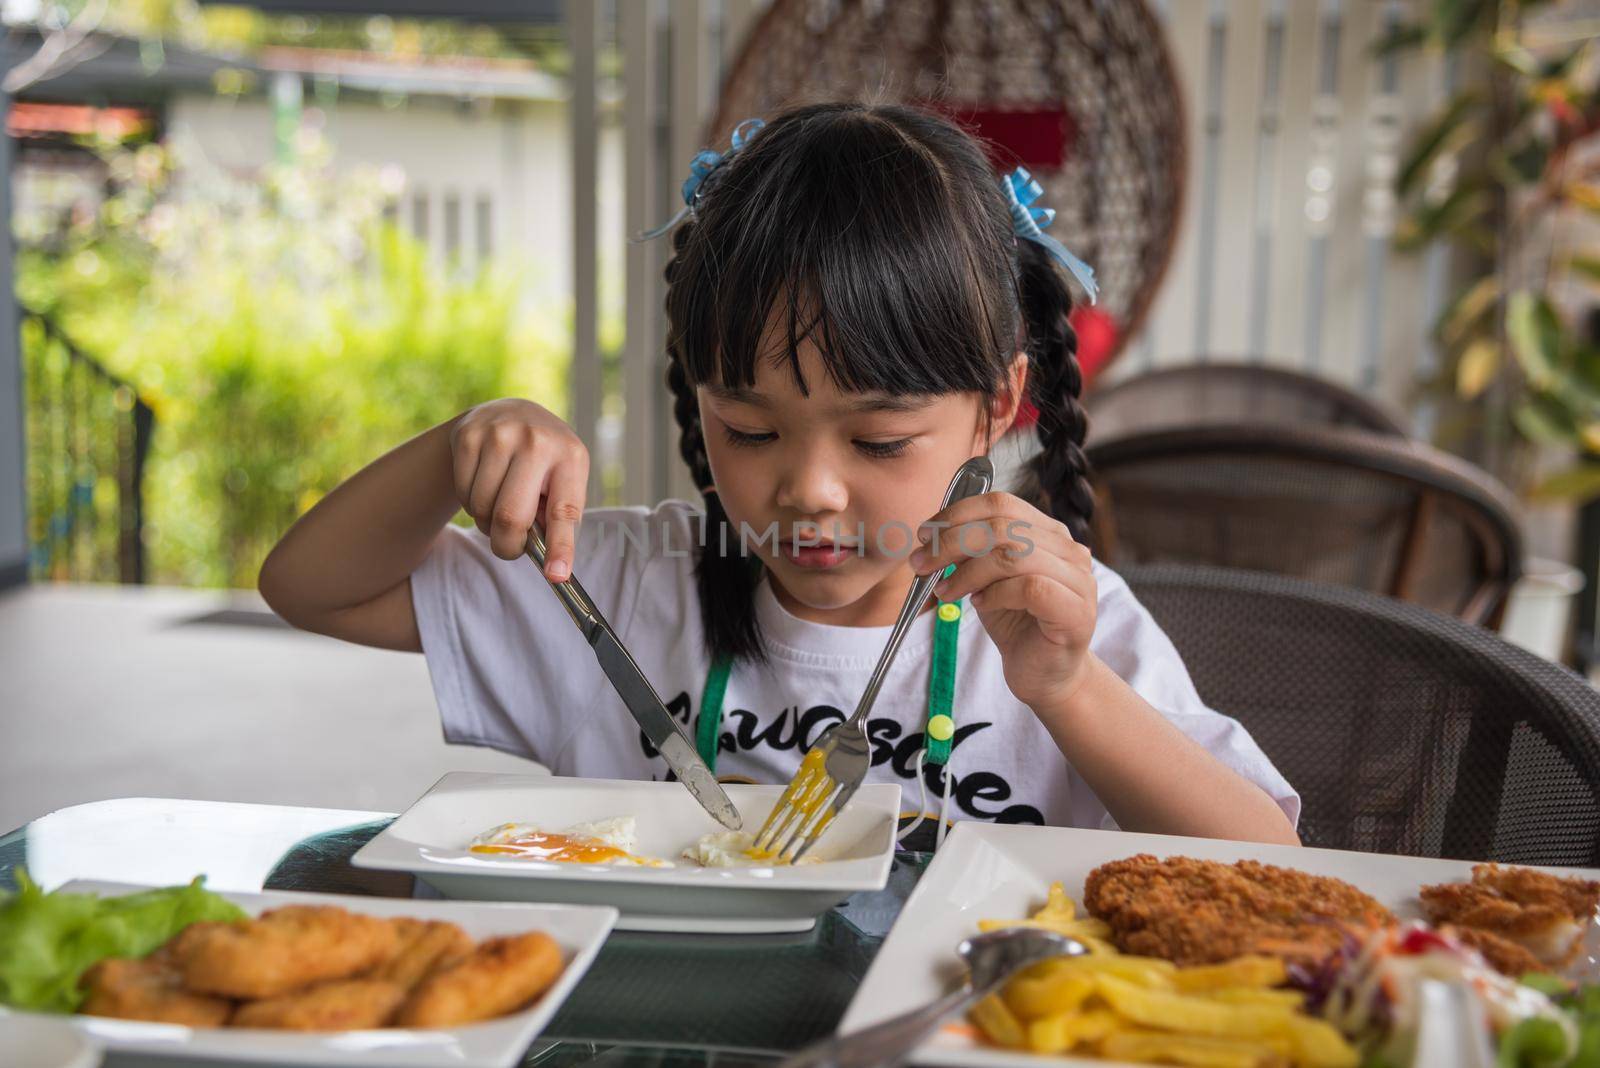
[525,521,742,831]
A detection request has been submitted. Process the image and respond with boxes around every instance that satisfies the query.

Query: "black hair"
[663,101,1093,666]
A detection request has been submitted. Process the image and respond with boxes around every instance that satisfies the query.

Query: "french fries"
[1029,1008,1121,1054]
[1004,972,1096,1019]
[971,992,1027,1048]
[1171,957,1287,993]
[978,882,1119,955]
[1204,989,1308,1009]
[1101,1031,1289,1068]
[969,883,1358,1068]
[1095,974,1298,1040]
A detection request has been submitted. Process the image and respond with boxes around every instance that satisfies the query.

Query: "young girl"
[259,102,1300,847]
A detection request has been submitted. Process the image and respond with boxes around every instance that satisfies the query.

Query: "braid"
[1015,239,1095,547]
[667,352,713,492]
[663,221,768,665]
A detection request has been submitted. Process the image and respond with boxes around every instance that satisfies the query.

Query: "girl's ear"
[982,352,1031,452]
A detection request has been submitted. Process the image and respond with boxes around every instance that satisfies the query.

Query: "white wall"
[165,92,626,317]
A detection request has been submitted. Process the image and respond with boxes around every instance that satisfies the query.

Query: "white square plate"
[351,772,902,933]
[0,880,617,1068]
[840,822,1600,1067]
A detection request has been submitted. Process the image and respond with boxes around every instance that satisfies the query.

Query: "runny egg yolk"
[470,831,632,864]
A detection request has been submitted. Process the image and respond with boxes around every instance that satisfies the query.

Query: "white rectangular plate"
[841,822,1600,1067]
[351,772,901,933]
[0,880,617,1068]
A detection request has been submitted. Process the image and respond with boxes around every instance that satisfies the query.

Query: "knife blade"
[526,522,742,831]
[590,627,742,830]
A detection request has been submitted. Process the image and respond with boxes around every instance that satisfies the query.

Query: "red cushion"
[1010,306,1118,434]
[912,101,1077,172]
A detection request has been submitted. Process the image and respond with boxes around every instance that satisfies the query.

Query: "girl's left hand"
[908,491,1097,709]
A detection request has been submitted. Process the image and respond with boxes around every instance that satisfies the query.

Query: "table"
[0,798,936,1065]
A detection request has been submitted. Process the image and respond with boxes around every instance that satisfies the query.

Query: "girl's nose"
[775,451,849,515]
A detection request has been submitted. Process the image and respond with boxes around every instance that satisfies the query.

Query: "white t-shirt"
[410,500,1300,831]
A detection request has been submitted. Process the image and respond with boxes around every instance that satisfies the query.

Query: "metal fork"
[749,455,996,864]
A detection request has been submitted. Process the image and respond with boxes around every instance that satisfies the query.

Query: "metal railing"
[21,308,153,584]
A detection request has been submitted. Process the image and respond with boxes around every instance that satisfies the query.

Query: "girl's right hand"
[450,399,590,578]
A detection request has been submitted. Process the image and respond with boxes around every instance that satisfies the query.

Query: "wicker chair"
[1119,564,1600,865]
[710,0,1185,375]
[1087,424,1523,627]
[1086,363,1408,439]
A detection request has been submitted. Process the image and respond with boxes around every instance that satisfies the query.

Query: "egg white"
[683,831,823,868]
[563,815,641,854]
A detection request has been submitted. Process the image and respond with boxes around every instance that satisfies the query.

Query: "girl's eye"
[722,427,776,449]
[854,438,913,459]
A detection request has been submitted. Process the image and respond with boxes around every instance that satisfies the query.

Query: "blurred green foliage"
[18,135,569,588]
[1382,0,1600,495]
[46,0,568,71]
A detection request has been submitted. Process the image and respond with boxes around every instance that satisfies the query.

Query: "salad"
[1292,922,1599,1068]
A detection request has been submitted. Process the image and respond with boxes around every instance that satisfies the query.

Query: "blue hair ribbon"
[633,118,766,242]
[1003,166,1098,305]
[634,127,1098,308]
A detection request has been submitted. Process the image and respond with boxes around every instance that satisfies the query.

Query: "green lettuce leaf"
[0,869,246,1013]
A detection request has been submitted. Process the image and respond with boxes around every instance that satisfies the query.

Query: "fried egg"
[469,816,671,866]
[683,831,823,868]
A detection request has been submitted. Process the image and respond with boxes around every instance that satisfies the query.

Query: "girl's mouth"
[779,540,856,570]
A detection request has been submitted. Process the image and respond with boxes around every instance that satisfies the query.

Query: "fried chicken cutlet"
[369,918,472,990]
[395,931,563,1028]
[79,949,233,1027]
[232,980,406,1031]
[1421,863,1600,969]
[173,905,400,999]
[1083,854,1394,966]
[1439,925,1550,977]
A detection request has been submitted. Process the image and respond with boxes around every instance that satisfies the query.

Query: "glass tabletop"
[0,798,936,1065]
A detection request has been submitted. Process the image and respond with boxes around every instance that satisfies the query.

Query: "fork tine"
[773,780,843,864]
[752,745,838,855]
[756,768,836,857]
[763,794,819,861]
[752,795,809,856]
[751,762,820,853]
[787,782,856,864]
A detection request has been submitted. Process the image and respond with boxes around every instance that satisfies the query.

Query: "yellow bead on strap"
[937,602,962,623]
[927,714,956,742]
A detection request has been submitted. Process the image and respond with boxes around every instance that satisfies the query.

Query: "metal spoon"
[779,928,1088,1068]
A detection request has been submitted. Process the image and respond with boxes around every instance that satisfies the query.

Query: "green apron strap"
[697,563,962,775]
[925,565,961,766]
[698,653,734,771]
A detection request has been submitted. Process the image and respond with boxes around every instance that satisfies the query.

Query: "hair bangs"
[674,107,1010,401]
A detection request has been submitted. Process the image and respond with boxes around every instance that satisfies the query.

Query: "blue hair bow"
[633,118,766,242]
[1003,167,1098,305]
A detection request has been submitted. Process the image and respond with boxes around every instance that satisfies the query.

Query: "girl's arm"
[1032,656,1301,845]
[258,399,589,651]
[913,491,1299,846]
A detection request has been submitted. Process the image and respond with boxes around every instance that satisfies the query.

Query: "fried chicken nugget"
[80,951,233,1027]
[231,979,406,1031]
[1421,862,1600,967]
[1083,854,1394,966]
[173,905,399,999]
[370,919,473,990]
[394,931,563,1028]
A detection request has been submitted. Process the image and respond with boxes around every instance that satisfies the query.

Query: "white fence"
[1129,0,1452,429]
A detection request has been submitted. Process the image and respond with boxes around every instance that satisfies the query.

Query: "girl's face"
[700,333,1025,628]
